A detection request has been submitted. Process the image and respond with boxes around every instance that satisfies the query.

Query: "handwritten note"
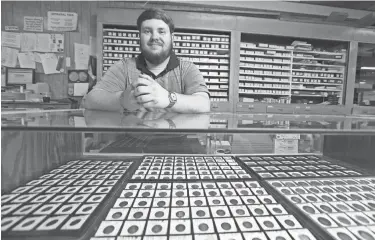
[39,53,60,74]
[47,11,78,31]
[21,33,37,52]
[1,47,19,67]
[24,16,44,32]
[74,43,90,70]
[17,52,36,69]
[1,31,21,48]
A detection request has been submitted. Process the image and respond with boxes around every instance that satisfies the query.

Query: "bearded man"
[83,8,210,113]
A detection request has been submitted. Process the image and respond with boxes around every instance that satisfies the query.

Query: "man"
[83,8,210,113]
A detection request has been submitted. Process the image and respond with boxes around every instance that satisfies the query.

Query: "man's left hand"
[132,74,169,109]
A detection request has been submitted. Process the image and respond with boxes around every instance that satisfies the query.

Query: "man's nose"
[151,31,160,39]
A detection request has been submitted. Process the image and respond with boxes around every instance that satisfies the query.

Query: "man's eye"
[159,30,166,34]
[144,30,150,34]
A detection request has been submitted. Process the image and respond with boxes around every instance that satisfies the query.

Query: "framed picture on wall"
[5,68,35,86]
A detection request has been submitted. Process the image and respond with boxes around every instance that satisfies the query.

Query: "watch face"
[171,93,177,101]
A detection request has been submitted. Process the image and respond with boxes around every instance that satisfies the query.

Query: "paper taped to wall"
[24,16,44,32]
[1,47,19,67]
[2,31,21,48]
[17,52,36,69]
[47,11,78,31]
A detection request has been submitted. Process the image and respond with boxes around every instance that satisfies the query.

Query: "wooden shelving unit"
[238,42,347,105]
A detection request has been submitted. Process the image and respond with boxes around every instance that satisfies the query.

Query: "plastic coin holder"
[206,189,222,197]
[288,229,317,240]
[105,208,128,221]
[210,206,231,218]
[133,198,152,208]
[266,230,293,240]
[224,196,243,206]
[193,234,218,240]
[55,203,81,215]
[248,205,269,216]
[2,194,20,204]
[256,216,281,231]
[137,190,155,198]
[80,186,98,194]
[13,203,41,215]
[149,208,169,220]
[310,213,339,228]
[33,203,61,215]
[12,216,46,231]
[87,194,106,203]
[31,194,55,203]
[316,193,336,202]
[346,212,375,225]
[121,190,138,198]
[120,220,146,236]
[242,232,268,240]
[326,227,358,240]
[229,205,250,217]
[346,201,370,212]
[251,188,267,196]
[348,226,375,240]
[207,197,225,206]
[68,194,90,203]
[2,204,21,215]
[213,217,237,233]
[331,202,355,212]
[300,194,321,203]
[61,215,90,230]
[193,218,215,234]
[241,196,260,205]
[364,211,375,221]
[75,203,98,215]
[150,198,169,208]
[12,194,36,203]
[12,186,34,194]
[62,186,82,194]
[39,174,56,179]
[36,215,69,231]
[26,180,46,186]
[171,207,190,219]
[330,212,358,227]
[171,197,189,207]
[169,219,191,235]
[144,220,168,235]
[94,220,123,237]
[312,202,337,214]
[1,216,24,231]
[49,194,72,203]
[190,189,205,197]
[361,200,375,210]
[296,203,320,215]
[128,208,149,221]
[266,204,288,215]
[28,186,49,194]
[277,215,303,230]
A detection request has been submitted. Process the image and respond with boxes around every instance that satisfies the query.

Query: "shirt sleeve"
[93,59,128,92]
[182,61,210,96]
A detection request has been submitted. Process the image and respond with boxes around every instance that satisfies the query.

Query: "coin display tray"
[267,177,375,240]
[132,156,252,180]
[91,181,317,240]
[236,155,364,179]
[1,159,132,237]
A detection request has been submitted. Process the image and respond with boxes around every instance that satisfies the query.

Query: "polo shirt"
[94,52,209,96]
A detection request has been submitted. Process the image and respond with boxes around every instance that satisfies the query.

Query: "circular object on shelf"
[69,71,79,82]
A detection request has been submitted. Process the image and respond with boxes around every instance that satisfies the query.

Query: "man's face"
[140,19,173,65]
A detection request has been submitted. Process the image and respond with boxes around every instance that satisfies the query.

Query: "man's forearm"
[83,89,123,111]
[170,93,210,113]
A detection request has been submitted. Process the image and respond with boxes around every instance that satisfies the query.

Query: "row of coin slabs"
[142,158,237,163]
[91,229,316,240]
[237,155,321,161]
[134,169,249,175]
[240,160,333,166]
[131,174,251,180]
[93,216,310,238]
[298,213,375,240]
[248,164,346,171]
[255,171,361,179]
[3,180,118,203]
[143,156,234,161]
[2,213,94,232]
[267,178,375,187]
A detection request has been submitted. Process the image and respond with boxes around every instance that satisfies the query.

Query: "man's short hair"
[137,8,175,33]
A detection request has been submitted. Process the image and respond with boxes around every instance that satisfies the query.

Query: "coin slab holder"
[237,154,367,179]
[1,159,132,238]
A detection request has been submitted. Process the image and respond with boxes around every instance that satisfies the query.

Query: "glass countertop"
[2,109,375,134]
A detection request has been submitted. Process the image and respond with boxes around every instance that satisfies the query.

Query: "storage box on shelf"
[101,26,231,112]
[237,41,348,114]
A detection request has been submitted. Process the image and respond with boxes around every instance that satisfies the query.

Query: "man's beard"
[141,39,173,65]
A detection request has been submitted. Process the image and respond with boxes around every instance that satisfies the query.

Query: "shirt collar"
[136,51,179,79]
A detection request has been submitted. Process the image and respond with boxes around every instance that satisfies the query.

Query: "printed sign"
[47,11,78,31]
[24,16,44,32]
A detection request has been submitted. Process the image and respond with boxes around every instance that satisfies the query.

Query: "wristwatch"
[166,92,177,108]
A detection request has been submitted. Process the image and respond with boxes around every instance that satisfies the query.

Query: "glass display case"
[2,109,375,240]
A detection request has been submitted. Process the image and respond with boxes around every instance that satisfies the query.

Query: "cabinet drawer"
[319,106,347,115]
[266,105,295,114]
[210,102,231,112]
[236,103,266,113]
